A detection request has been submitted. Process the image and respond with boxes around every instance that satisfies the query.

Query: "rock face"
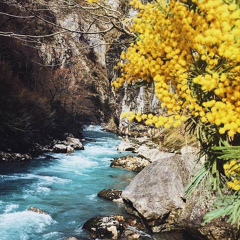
[179,190,239,240]
[118,84,161,136]
[112,140,176,172]
[103,117,119,133]
[121,153,197,232]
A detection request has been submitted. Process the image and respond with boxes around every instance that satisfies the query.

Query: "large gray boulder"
[121,152,238,239]
[122,153,197,232]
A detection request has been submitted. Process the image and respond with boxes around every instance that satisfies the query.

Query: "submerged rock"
[43,154,58,160]
[28,207,49,215]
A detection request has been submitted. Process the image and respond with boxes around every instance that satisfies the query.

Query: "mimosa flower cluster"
[224,160,240,191]
[87,0,98,4]
[113,0,240,138]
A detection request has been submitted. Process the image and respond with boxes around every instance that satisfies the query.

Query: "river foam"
[0,210,55,240]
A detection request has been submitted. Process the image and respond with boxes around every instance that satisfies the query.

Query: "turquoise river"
[0,126,186,240]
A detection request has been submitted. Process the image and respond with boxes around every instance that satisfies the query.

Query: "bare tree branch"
[0,11,34,18]
[0,0,134,39]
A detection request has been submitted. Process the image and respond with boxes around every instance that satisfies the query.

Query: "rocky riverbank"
[0,135,84,162]
[1,124,237,240]
[84,136,239,240]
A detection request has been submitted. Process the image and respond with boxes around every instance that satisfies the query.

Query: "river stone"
[122,153,197,232]
[83,215,146,239]
[52,144,74,153]
[83,215,123,239]
[111,156,150,172]
[98,189,122,202]
[117,140,135,152]
[67,145,74,154]
[66,137,84,150]
[52,144,69,153]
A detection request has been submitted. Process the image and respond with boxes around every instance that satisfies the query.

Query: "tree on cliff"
[111,0,240,228]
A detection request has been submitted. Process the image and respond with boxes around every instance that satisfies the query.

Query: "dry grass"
[162,125,199,153]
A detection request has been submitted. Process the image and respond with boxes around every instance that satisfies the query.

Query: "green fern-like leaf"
[212,145,240,160]
[203,195,240,227]
[185,163,210,196]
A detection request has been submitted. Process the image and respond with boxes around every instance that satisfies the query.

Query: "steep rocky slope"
[0,0,128,153]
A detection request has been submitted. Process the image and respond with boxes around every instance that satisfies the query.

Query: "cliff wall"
[0,0,126,152]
